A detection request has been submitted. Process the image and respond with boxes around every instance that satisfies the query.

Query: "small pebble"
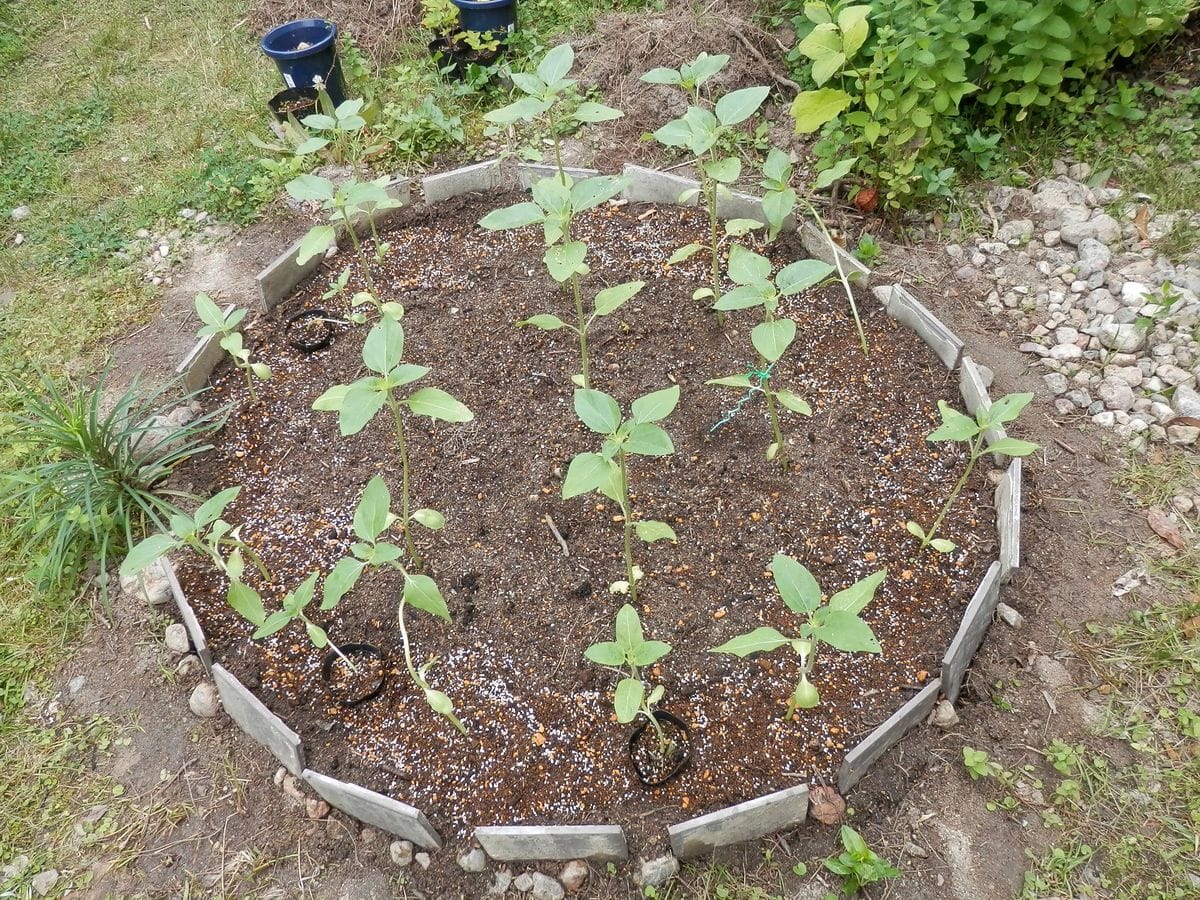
[188,681,220,718]
[390,840,414,867]
[996,602,1024,628]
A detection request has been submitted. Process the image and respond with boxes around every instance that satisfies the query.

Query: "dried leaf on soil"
[1148,507,1186,551]
[809,784,846,825]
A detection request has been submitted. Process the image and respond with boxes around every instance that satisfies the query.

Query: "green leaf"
[562,452,614,499]
[985,437,1039,458]
[715,86,770,126]
[614,677,644,724]
[410,508,445,530]
[668,243,705,264]
[812,156,857,190]
[404,574,451,621]
[652,117,693,149]
[544,241,588,283]
[321,557,365,610]
[928,400,979,442]
[703,156,741,184]
[625,422,675,457]
[339,385,387,436]
[776,258,834,295]
[640,66,681,85]
[762,147,793,184]
[287,573,318,615]
[710,626,791,657]
[253,609,293,639]
[791,88,852,133]
[839,5,871,56]
[119,533,178,577]
[369,542,403,564]
[313,383,351,412]
[774,389,812,415]
[772,553,822,615]
[362,317,405,373]
[635,520,677,543]
[811,51,846,87]
[571,175,627,211]
[804,2,831,24]
[483,96,552,125]
[389,363,429,388]
[285,173,335,202]
[630,385,680,424]
[762,189,795,237]
[812,608,881,653]
[295,225,336,265]
[706,374,754,388]
[521,313,571,331]
[573,101,622,123]
[479,202,544,230]
[406,387,474,423]
[250,363,271,381]
[714,283,772,311]
[828,569,885,614]
[631,640,672,666]
[930,538,957,553]
[193,292,224,328]
[905,520,927,540]
[510,72,545,95]
[594,281,644,316]
[727,244,772,285]
[681,52,729,88]
[584,641,626,666]
[193,487,241,529]
[294,136,330,156]
[354,476,392,541]
[423,688,466,733]
[986,392,1034,425]
[798,23,842,59]
[615,603,644,650]
[227,580,265,626]
[537,43,574,85]
[574,388,621,435]
[752,319,797,362]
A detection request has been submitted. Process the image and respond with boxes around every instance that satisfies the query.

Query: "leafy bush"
[776,0,1194,206]
[0,368,223,609]
[385,96,465,162]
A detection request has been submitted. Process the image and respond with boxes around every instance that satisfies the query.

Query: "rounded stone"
[389,840,414,867]
[188,681,220,718]
[560,859,588,893]
[164,623,190,654]
[457,847,488,873]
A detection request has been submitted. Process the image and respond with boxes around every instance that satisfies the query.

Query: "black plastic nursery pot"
[321,643,387,707]
[451,0,518,39]
[268,86,319,123]
[427,37,501,79]
[285,308,338,352]
[628,710,693,787]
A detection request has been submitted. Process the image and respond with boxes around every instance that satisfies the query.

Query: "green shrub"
[777,0,1194,206]
[0,368,224,610]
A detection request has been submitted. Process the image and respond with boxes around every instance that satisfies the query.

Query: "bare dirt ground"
[40,4,1170,897]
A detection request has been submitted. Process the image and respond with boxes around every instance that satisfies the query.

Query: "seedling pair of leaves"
[286,173,402,269]
[480,171,632,388]
[120,486,268,585]
[483,43,622,147]
[585,603,674,752]
[194,294,271,402]
[321,267,404,325]
[907,393,1038,553]
[562,386,680,600]
[313,316,472,566]
[705,244,831,462]
[712,553,884,717]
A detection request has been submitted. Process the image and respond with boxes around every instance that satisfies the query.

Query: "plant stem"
[763,375,785,467]
[799,198,867,354]
[547,107,566,184]
[321,629,360,675]
[704,170,726,327]
[242,367,258,404]
[618,448,635,603]
[340,201,379,298]
[387,398,419,569]
[571,274,590,388]
[398,599,420,685]
[921,435,983,549]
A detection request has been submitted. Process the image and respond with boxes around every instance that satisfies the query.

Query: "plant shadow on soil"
[168,192,998,843]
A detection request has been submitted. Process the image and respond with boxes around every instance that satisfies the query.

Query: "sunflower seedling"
[194,294,271,403]
[585,603,675,754]
[310,475,465,732]
[562,386,680,601]
[711,553,884,716]
[706,244,831,464]
[312,315,472,568]
[643,56,771,310]
[906,393,1038,553]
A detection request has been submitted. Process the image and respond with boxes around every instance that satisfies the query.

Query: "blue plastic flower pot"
[451,0,518,38]
[260,19,346,106]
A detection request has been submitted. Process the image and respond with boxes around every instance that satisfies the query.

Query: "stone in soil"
[164,623,190,654]
[31,870,59,897]
[559,859,588,893]
[635,855,679,888]
[929,700,960,729]
[414,852,431,870]
[488,870,514,895]
[389,840,414,867]
[996,602,1024,628]
[188,681,220,718]
[457,847,488,873]
[530,872,565,900]
[513,872,534,893]
[305,798,330,819]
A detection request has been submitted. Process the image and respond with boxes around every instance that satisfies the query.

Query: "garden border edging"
[176,161,1028,863]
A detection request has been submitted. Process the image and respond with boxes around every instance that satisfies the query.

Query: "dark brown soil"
[171,191,998,842]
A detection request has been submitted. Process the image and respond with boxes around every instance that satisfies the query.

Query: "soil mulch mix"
[173,191,997,840]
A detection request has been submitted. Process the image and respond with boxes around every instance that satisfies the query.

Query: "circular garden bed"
[172,190,997,840]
